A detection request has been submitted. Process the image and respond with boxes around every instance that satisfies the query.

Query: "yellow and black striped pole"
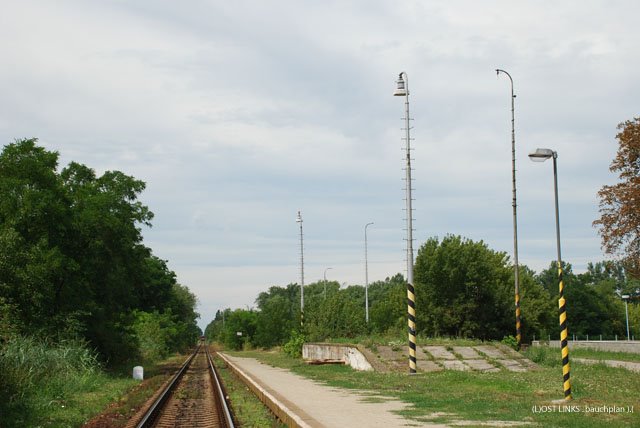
[407,282,417,373]
[551,153,571,400]
[530,148,571,399]
[515,294,522,347]
[557,261,571,399]
[394,71,417,374]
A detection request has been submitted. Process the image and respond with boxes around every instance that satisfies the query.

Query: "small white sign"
[236,331,243,336]
[133,366,144,380]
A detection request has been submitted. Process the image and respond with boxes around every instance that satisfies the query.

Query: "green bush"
[283,330,306,358]
[501,335,519,350]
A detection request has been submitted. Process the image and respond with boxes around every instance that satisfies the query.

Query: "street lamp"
[296,211,305,326]
[622,294,630,341]
[529,148,572,400]
[394,71,417,374]
[323,267,333,300]
[364,222,374,323]
[496,68,521,349]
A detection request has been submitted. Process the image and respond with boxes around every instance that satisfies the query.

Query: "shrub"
[0,335,101,427]
[501,335,519,350]
[283,330,306,358]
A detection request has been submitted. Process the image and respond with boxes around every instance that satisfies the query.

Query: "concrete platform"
[218,352,441,427]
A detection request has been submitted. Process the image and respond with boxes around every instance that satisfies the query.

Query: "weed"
[283,330,305,358]
[524,345,561,367]
[362,338,378,353]
[388,340,403,352]
[0,335,137,427]
[501,335,519,350]
[214,355,286,427]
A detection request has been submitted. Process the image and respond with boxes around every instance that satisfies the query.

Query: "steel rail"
[206,346,236,428]
[135,344,201,428]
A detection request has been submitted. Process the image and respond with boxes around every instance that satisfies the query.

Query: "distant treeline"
[206,235,639,349]
[0,139,201,365]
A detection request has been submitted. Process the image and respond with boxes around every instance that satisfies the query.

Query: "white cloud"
[1,0,638,329]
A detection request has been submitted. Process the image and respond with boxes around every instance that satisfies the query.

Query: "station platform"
[217,353,439,427]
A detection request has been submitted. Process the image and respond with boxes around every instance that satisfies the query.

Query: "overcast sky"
[1,1,638,330]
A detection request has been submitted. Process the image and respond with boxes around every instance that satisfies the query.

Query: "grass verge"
[0,335,140,427]
[0,335,192,428]
[213,353,286,427]
[230,348,639,427]
[570,347,640,363]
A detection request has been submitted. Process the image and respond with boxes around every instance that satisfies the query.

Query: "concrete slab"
[414,346,431,361]
[423,346,457,360]
[464,359,500,372]
[498,359,527,372]
[474,345,508,359]
[495,344,523,358]
[441,360,470,371]
[418,360,444,372]
[452,346,482,359]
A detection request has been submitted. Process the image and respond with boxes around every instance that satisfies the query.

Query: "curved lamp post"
[529,148,572,400]
[323,267,333,300]
[394,72,417,374]
[496,68,521,349]
[622,294,630,341]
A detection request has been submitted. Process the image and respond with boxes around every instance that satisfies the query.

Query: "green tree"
[413,235,512,339]
[0,139,200,365]
[368,274,406,334]
[536,261,626,339]
[60,162,154,362]
[305,287,367,341]
[204,309,228,343]
[254,294,295,348]
[0,139,74,335]
[220,309,257,350]
[517,266,555,342]
[594,117,640,277]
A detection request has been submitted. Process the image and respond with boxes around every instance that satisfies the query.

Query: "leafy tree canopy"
[594,117,640,277]
[0,139,199,364]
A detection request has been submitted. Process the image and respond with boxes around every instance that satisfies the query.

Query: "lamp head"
[393,73,408,96]
[528,148,556,162]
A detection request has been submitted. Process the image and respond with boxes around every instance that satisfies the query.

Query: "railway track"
[133,344,235,428]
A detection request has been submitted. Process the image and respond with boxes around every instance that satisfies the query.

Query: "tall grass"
[523,344,561,367]
[0,335,102,427]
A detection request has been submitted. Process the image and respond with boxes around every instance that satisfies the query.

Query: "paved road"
[219,353,446,428]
